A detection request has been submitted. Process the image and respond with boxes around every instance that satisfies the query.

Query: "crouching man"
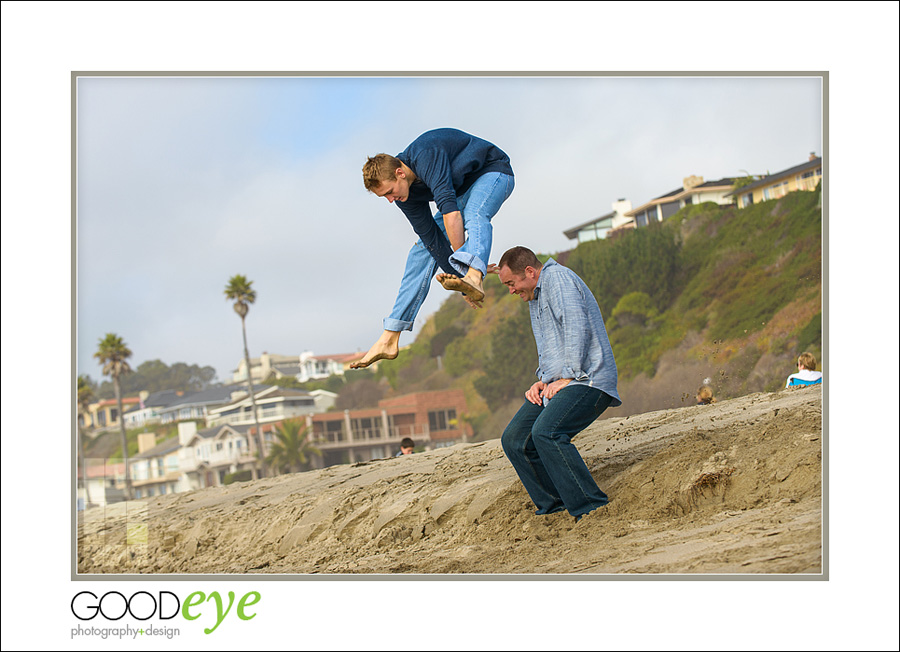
[497,246,622,520]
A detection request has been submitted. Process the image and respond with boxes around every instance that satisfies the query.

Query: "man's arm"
[398,201,457,275]
[443,211,465,251]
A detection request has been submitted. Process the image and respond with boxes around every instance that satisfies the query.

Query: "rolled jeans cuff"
[449,251,485,277]
[383,317,413,332]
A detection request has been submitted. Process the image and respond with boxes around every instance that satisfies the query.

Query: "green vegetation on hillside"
[345,188,822,438]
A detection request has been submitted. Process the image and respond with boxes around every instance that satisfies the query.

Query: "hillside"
[370,188,822,435]
[77,386,822,575]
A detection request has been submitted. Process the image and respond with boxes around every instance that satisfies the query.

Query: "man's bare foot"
[350,331,400,369]
[436,271,485,303]
[462,294,483,310]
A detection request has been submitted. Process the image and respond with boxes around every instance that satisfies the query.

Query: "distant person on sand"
[351,128,515,369]
[697,385,716,405]
[785,352,823,388]
[497,246,621,521]
[395,438,415,457]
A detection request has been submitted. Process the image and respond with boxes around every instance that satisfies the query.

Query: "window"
[325,420,344,442]
[428,409,458,431]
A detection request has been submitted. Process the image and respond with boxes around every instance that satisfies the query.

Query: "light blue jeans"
[384,171,514,332]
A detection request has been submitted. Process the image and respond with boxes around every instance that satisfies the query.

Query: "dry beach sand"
[78,386,823,576]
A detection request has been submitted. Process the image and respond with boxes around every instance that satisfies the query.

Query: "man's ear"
[395,167,406,179]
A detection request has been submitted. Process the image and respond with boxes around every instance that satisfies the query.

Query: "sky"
[75,74,822,383]
[2,2,898,651]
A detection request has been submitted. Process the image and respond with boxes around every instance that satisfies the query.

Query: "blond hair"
[798,352,817,371]
[697,385,716,405]
[362,154,402,191]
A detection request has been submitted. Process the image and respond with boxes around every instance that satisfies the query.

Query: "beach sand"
[77,386,823,575]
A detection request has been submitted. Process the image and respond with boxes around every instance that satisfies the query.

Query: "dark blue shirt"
[396,128,513,274]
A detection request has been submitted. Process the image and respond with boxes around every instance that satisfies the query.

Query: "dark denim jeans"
[501,385,613,518]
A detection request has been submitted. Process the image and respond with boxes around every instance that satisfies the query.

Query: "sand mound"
[77,387,823,575]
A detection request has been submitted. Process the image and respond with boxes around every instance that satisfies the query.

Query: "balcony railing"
[311,424,429,449]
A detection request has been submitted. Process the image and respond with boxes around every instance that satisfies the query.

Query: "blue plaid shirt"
[529,258,621,407]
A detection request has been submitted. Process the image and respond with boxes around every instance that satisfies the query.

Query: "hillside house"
[307,389,472,467]
[77,461,127,508]
[205,385,337,428]
[157,385,239,425]
[626,176,736,227]
[726,154,822,208]
[563,199,634,243]
[121,389,183,428]
[174,421,263,490]
[83,397,140,431]
[130,434,181,499]
[231,351,367,385]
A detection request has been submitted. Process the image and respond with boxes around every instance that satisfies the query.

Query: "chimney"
[178,421,198,446]
[137,432,157,454]
[809,152,817,161]
[683,175,703,190]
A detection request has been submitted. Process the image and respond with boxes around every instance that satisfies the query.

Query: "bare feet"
[350,330,400,369]
[436,269,485,304]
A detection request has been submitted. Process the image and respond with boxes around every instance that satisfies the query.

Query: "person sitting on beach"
[351,128,515,370]
[696,385,716,405]
[785,352,823,388]
[395,438,415,457]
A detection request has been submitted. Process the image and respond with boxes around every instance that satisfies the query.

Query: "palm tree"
[224,274,266,478]
[77,375,95,506]
[265,419,321,475]
[93,333,133,500]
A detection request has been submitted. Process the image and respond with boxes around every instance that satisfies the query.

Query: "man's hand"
[525,381,546,405]
[540,378,572,401]
[485,263,499,275]
[444,211,465,251]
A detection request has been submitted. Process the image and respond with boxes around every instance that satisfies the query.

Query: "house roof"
[207,386,315,414]
[626,177,737,217]
[80,462,126,479]
[271,362,302,375]
[563,210,616,240]
[123,389,188,414]
[725,158,821,196]
[162,385,257,411]
[93,397,140,408]
[133,437,181,459]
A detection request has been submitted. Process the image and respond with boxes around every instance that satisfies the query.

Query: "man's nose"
[386,196,395,203]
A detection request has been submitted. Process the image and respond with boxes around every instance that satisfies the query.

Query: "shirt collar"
[533,258,557,299]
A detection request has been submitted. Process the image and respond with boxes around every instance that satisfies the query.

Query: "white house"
[626,176,736,227]
[175,421,259,491]
[122,390,183,429]
[157,386,237,425]
[231,351,365,385]
[205,385,337,428]
[563,199,634,243]
[78,462,127,509]
[129,433,181,499]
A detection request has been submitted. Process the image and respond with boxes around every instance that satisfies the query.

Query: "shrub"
[224,470,253,485]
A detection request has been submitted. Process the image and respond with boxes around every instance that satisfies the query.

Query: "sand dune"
[77,386,823,575]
